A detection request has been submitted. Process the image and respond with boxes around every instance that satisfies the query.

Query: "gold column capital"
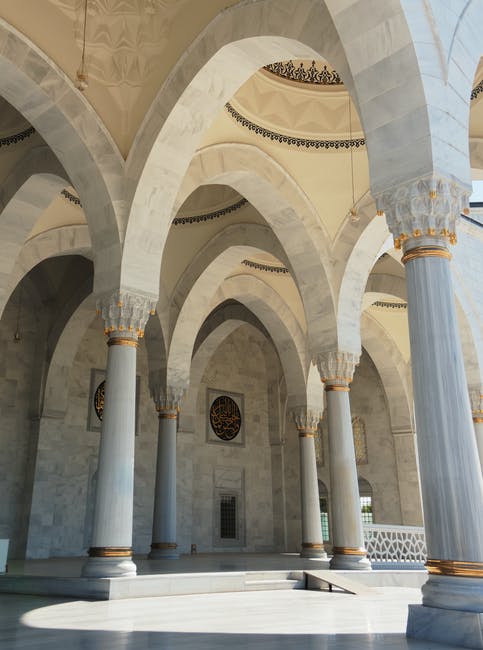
[157,407,178,420]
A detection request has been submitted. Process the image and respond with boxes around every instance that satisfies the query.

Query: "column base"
[149,543,179,560]
[300,543,327,559]
[81,556,137,578]
[422,574,483,611]
[407,604,483,649]
[330,548,371,571]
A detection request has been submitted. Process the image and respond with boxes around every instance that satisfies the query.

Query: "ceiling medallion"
[225,103,365,150]
[210,395,242,441]
[264,60,342,85]
[0,126,35,148]
[172,198,247,225]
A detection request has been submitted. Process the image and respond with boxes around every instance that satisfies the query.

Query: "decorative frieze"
[96,291,156,337]
[471,79,483,101]
[375,175,470,249]
[0,126,35,148]
[172,198,247,225]
[241,259,289,274]
[315,350,360,386]
[61,189,82,207]
[264,60,342,86]
[225,103,365,150]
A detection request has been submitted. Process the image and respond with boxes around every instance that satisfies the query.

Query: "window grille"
[220,495,237,539]
[360,495,373,524]
[320,496,329,540]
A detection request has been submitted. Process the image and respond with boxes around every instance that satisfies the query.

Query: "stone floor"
[1,586,451,649]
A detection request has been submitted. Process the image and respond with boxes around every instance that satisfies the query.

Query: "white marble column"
[293,409,326,559]
[149,388,183,560]
[82,292,155,578]
[379,177,483,647]
[316,352,370,571]
[470,387,483,472]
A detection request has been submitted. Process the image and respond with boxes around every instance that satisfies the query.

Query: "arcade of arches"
[0,1,482,647]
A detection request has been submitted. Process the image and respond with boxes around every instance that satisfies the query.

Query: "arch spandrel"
[122,0,357,300]
[171,143,337,356]
[0,19,124,295]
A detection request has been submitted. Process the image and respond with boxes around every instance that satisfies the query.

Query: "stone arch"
[360,312,412,433]
[337,219,392,353]
[0,19,123,294]
[168,271,307,407]
[209,275,308,408]
[0,146,70,315]
[163,220,290,340]
[122,0,357,299]
[179,303,272,434]
[171,143,336,355]
[4,225,92,314]
[42,293,97,417]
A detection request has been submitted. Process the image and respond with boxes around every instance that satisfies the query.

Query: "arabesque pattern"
[363,524,426,563]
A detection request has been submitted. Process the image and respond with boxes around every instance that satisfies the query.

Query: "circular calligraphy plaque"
[209,395,241,441]
[94,380,105,421]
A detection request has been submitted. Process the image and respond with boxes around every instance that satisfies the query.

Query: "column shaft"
[298,431,326,558]
[475,420,483,472]
[404,246,483,610]
[149,410,178,559]
[82,335,138,577]
[326,387,369,570]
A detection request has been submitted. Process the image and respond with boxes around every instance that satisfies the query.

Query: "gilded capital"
[97,290,156,337]
[469,386,483,419]
[152,385,185,413]
[315,351,359,386]
[375,175,470,249]
[291,408,321,433]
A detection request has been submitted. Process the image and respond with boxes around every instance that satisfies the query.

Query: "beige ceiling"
[1,0,241,156]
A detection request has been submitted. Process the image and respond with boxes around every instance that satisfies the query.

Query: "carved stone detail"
[376,175,470,248]
[469,386,483,416]
[152,385,185,413]
[97,291,156,337]
[315,351,360,386]
[291,408,321,433]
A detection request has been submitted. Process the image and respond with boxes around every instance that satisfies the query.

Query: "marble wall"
[2,308,423,559]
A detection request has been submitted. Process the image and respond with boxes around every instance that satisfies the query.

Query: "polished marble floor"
[1,587,450,649]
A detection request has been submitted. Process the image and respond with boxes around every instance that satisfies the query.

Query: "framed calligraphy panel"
[206,388,244,446]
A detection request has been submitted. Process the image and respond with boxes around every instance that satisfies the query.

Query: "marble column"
[293,409,326,559]
[470,387,483,472]
[316,352,370,570]
[82,292,155,578]
[379,177,483,648]
[149,388,183,559]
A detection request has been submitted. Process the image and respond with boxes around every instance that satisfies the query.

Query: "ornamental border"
[0,126,35,148]
[61,188,82,206]
[372,300,407,311]
[241,259,289,274]
[225,103,365,150]
[263,60,342,86]
[172,197,248,225]
[471,79,483,101]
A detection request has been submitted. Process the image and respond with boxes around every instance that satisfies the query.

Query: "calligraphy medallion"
[94,380,105,421]
[209,395,242,441]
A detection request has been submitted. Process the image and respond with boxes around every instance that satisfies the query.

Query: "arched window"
[358,477,373,524]
[318,479,329,541]
[352,416,368,464]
